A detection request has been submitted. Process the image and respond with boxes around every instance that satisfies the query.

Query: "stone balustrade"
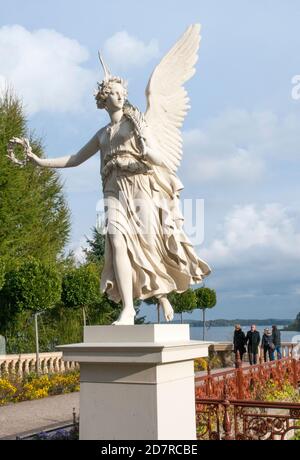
[0,352,79,378]
[0,342,296,378]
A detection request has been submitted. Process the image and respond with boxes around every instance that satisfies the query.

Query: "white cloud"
[198,203,300,315]
[0,25,96,114]
[181,109,300,309]
[182,109,300,184]
[103,30,159,70]
[202,203,300,267]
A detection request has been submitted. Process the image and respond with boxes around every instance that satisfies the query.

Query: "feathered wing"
[144,24,201,173]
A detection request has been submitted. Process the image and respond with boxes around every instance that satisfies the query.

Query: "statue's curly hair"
[94,76,147,157]
[94,77,128,109]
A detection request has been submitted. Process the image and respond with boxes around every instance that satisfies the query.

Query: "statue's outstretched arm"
[7,133,100,169]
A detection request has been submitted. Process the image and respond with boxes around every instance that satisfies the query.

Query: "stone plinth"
[58,325,210,440]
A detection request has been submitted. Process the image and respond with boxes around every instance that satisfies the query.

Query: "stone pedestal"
[58,325,210,440]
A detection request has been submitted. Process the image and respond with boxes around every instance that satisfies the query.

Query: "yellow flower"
[29,375,50,390]
[0,378,17,405]
[194,358,208,371]
[1,371,80,403]
[20,382,49,401]
[33,388,48,399]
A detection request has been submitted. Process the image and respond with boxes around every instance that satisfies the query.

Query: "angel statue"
[7,24,211,325]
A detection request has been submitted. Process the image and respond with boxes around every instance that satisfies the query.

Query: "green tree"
[87,292,123,325]
[33,304,89,352]
[0,257,62,351]
[195,287,217,340]
[0,257,5,290]
[84,226,106,266]
[285,312,300,332]
[61,263,101,326]
[0,90,70,264]
[167,289,197,324]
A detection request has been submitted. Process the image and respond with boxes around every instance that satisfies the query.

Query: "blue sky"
[1,1,300,321]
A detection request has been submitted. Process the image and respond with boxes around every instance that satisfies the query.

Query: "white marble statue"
[7,24,211,325]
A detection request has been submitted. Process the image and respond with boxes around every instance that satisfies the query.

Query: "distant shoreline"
[172,319,293,328]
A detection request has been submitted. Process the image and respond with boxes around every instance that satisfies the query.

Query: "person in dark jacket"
[261,328,275,362]
[233,324,246,367]
[272,325,282,359]
[246,324,260,365]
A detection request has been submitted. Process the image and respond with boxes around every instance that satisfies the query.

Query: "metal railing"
[196,396,300,440]
[195,356,300,400]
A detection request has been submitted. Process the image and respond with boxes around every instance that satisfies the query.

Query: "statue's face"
[105,82,126,111]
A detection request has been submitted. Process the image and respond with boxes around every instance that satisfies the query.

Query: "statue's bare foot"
[112,307,136,326]
[159,297,174,322]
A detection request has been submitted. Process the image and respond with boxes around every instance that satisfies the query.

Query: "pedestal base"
[58,325,210,440]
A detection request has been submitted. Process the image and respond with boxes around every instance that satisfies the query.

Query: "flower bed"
[0,370,79,405]
[253,379,300,402]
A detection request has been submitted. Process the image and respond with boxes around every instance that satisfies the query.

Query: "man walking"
[272,325,282,359]
[246,324,260,365]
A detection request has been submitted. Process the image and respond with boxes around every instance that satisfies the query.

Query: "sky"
[1,0,300,321]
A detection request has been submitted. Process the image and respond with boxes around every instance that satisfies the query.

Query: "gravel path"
[0,392,79,440]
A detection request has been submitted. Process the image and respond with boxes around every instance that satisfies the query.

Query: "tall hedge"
[0,90,70,264]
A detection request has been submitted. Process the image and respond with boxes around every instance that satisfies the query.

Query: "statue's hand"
[6,137,38,166]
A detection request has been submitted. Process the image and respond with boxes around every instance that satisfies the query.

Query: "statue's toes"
[112,316,135,326]
[164,309,174,322]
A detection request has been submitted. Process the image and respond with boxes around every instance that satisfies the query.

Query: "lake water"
[189,325,300,343]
